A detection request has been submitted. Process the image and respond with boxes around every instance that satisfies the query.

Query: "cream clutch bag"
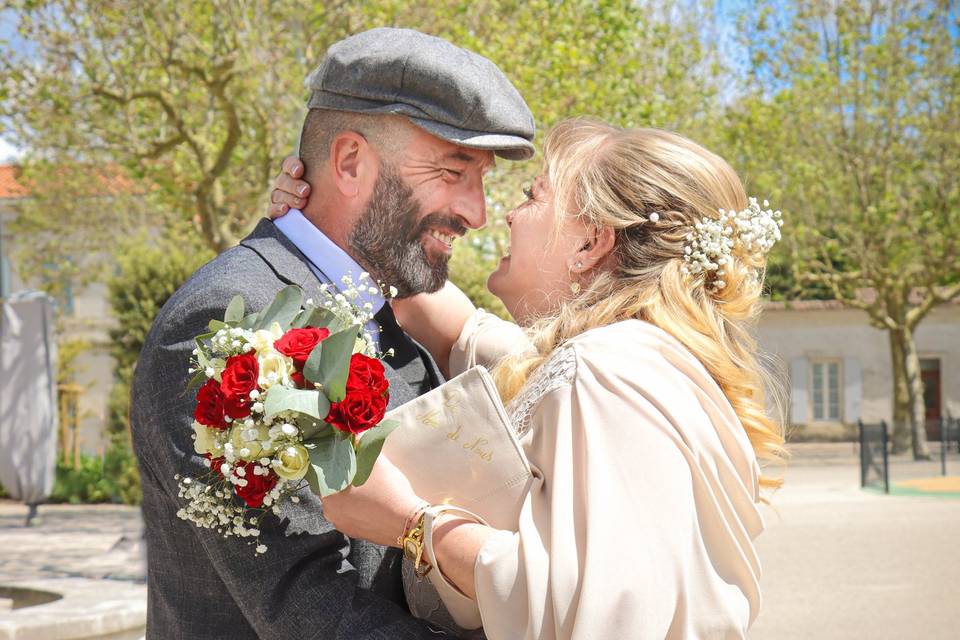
[382,365,532,531]
[383,365,532,630]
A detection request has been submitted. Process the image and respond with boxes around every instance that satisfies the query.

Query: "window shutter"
[789,357,809,424]
[843,356,862,423]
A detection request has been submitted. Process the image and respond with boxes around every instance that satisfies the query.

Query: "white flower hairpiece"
[680,197,783,291]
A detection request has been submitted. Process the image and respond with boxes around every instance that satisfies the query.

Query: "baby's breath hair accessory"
[681,197,783,292]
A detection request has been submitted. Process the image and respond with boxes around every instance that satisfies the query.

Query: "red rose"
[232,461,278,508]
[274,327,331,367]
[223,392,252,420]
[325,388,388,435]
[194,379,227,429]
[205,454,225,477]
[291,370,307,389]
[345,353,389,395]
[220,353,259,398]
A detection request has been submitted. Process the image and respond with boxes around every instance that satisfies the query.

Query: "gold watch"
[399,512,433,577]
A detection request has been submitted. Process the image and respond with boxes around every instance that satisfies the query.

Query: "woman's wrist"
[395,498,430,549]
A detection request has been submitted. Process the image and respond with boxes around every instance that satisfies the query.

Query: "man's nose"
[451,178,487,230]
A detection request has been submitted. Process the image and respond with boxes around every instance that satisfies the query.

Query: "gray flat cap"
[306,28,535,161]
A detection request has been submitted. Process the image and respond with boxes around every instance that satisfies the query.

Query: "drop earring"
[570,261,583,294]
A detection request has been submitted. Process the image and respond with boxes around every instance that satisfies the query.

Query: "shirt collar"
[273,209,386,315]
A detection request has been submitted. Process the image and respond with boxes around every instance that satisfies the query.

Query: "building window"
[810,359,842,421]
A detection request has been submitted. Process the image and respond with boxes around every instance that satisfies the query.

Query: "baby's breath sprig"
[680,197,783,292]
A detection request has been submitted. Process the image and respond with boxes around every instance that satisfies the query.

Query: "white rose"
[247,322,285,355]
[193,421,221,456]
[275,444,310,481]
[257,351,293,390]
[229,424,274,461]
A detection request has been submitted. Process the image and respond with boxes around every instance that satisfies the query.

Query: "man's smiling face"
[348,126,495,297]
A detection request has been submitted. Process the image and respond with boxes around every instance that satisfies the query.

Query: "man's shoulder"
[145,242,286,347]
[170,245,274,311]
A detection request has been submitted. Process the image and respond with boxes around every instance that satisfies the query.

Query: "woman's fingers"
[281,154,304,178]
[268,202,289,219]
[274,173,309,203]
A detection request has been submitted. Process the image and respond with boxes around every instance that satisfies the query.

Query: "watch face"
[403,539,419,560]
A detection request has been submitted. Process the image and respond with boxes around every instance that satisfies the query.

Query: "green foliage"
[107,235,214,438]
[56,337,92,385]
[2,0,723,302]
[50,437,142,505]
[728,0,960,312]
[448,238,511,319]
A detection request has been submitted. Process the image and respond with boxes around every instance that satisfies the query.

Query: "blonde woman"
[269,119,785,639]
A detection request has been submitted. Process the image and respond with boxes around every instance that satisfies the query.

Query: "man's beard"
[349,164,466,298]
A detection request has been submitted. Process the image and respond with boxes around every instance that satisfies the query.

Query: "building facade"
[757,299,960,440]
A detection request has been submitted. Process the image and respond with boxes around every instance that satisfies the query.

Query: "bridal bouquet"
[175,274,399,554]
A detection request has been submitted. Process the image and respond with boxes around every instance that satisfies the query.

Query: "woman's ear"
[572,226,616,273]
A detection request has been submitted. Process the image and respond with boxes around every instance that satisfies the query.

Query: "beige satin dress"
[428,311,765,640]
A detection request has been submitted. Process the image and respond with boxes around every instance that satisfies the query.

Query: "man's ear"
[572,225,616,272]
[329,131,376,199]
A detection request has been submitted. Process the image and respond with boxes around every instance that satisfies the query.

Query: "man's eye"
[442,168,462,179]
[522,185,534,200]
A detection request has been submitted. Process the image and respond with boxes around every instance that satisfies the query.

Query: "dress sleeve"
[448,309,533,376]
[471,343,757,640]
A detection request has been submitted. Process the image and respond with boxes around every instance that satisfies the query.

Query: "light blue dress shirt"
[273,209,385,347]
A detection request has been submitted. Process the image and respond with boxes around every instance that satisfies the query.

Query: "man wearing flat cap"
[131,28,534,639]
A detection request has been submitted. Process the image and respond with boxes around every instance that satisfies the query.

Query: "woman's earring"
[569,261,584,294]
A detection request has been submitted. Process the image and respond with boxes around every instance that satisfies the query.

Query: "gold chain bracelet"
[398,507,433,577]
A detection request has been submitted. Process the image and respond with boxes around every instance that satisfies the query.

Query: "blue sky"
[0,8,26,161]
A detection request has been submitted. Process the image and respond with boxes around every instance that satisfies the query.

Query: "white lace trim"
[506,344,578,438]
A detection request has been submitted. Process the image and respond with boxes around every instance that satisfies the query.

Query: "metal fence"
[941,415,959,477]
[859,420,890,494]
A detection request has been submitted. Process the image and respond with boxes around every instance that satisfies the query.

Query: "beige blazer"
[448,312,765,640]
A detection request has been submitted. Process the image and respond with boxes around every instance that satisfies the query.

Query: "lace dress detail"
[505,344,578,438]
[403,345,578,636]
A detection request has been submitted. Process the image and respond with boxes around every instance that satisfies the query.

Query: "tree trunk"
[902,325,932,460]
[888,329,912,453]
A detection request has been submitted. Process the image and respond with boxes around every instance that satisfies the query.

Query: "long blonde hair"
[494,119,786,489]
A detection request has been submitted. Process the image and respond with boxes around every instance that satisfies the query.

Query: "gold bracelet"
[399,510,432,577]
[397,501,429,547]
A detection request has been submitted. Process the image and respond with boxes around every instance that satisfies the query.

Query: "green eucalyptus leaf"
[208,319,227,332]
[297,415,334,441]
[309,325,359,402]
[263,385,331,421]
[352,419,400,487]
[254,285,303,331]
[302,341,323,385]
[224,295,245,323]
[292,306,331,329]
[304,464,322,495]
[307,431,356,496]
[185,368,207,392]
[240,312,259,330]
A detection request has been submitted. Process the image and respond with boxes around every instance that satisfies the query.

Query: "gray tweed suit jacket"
[131,219,450,639]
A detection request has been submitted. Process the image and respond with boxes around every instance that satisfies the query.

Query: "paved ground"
[751,445,960,640]
[1,443,957,638]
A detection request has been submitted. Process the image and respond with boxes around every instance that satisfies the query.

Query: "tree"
[2,0,724,297]
[1,0,352,257]
[728,0,960,458]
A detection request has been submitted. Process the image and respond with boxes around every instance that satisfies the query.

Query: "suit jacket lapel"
[239,218,328,304]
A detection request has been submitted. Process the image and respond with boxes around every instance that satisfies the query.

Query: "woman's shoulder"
[566,319,701,373]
